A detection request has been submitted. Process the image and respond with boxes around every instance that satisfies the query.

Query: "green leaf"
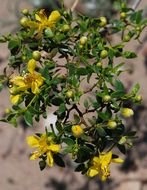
[56,121,63,133]
[51,97,64,106]
[53,154,65,167]
[8,38,21,52]
[117,144,126,154]
[111,91,125,98]
[130,10,143,24]
[39,160,46,171]
[114,80,125,92]
[98,111,111,121]
[77,68,89,75]
[58,103,66,115]
[62,137,75,146]
[96,127,106,137]
[131,83,140,94]
[127,131,137,137]
[123,51,137,59]
[76,146,92,163]
[62,146,73,154]
[0,83,3,92]
[75,164,85,172]
[73,114,80,123]
[24,110,33,126]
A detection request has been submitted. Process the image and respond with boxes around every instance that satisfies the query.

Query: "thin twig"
[71,0,79,12]
[99,0,142,34]
[132,0,142,10]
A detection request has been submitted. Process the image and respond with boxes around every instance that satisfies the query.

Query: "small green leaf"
[75,164,85,172]
[39,160,46,171]
[53,154,65,167]
[114,80,125,92]
[96,127,106,137]
[73,114,80,123]
[117,144,126,154]
[123,51,137,59]
[131,83,140,94]
[0,83,3,92]
[76,146,92,163]
[52,97,64,106]
[62,137,75,146]
[111,91,125,98]
[8,38,21,52]
[58,103,66,115]
[24,110,33,126]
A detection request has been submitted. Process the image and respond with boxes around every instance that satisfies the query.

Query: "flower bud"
[134,95,142,102]
[119,136,127,145]
[99,17,107,27]
[5,108,11,114]
[100,50,108,59]
[103,95,111,102]
[121,108,134,117]
[32,51,41,61]
[62,24,70,32]
[123,35,131,42]
[20,17,28,27]
[80,36,87,45]
[107,120,117,129]
[121,2,126,9]
[66,90,74,98]
[120,12,127,19]
[96,61,103,67]
[21,9,29,16]
[72,125,84,138]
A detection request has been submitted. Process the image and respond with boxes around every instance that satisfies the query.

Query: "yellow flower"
[27,9,61,38]
[10,94,21,105]
[11,59,44,94]
[26,134,61,167]
[71,125,84,138]
[87,151,123,181]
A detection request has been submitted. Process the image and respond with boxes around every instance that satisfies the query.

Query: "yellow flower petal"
[87,166,99,177]
[100,151,112,164]
[47,151,54,167]
[26,20,39,28]
[92,156,100,165]
[36,74,44,86]
[10,94,21,105]
[48,144,61,153]
[35,9,47,22]
[28,59,36,74]
[100,174,108,181]
[31,81,39,94]
[112,158,124,163]
[11,76,24,81]
[26,136,40,147]
[30,151,41,160]
[48,11,61,23]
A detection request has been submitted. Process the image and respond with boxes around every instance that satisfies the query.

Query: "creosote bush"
[0,1,146,181]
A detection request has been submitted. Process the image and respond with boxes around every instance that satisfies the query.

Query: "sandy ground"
[0,0,147,190]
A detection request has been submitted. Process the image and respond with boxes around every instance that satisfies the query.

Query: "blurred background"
[0,0,147,190]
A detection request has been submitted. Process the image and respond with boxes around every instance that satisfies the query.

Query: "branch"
[132,0,142,10]
[99,0,142,34]
[71,0,79,12]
